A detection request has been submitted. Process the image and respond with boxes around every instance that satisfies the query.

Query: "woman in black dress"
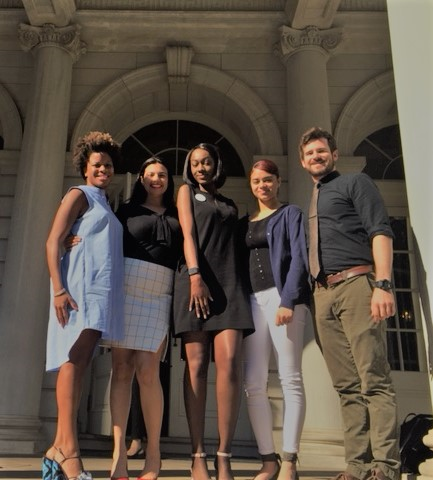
[173,143,253,480]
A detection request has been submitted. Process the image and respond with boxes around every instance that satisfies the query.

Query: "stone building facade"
[0,0,430,466]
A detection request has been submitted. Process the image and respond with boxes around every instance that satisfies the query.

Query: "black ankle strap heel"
[281,452,299,480]
[253,453,281,480]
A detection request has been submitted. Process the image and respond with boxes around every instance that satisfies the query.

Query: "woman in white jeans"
[240,159,311,480]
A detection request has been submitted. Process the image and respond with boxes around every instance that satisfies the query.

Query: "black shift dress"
[173,185,253,336]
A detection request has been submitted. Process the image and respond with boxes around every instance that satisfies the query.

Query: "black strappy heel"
[252,453,281,480]
[281,452,299,480]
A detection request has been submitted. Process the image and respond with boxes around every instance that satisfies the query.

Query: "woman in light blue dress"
[43,131,124,480]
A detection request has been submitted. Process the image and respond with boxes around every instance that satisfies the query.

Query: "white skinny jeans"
[243,287,307,455]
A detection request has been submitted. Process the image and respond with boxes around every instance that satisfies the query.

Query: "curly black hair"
[72,131,122,180]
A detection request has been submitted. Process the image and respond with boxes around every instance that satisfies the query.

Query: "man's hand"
[371,288,395,323]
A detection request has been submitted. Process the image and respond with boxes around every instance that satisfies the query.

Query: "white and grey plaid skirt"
[107,257,174,352]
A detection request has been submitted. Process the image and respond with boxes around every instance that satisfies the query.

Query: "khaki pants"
[313,274,400,480]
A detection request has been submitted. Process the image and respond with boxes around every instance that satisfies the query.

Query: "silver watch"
[373,279,393,291]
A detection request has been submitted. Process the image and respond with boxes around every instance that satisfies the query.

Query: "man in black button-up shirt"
[299,127,400,480]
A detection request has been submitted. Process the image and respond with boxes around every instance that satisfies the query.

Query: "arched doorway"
[86,118,256,448]
[120,120,246,439]
[120,120,245,177]
[73,59,283,450]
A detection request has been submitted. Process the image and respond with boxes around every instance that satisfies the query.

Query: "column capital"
[18,23,86,63]
[275,24,342,62]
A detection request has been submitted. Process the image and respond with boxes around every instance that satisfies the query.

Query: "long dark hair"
[128,157,175,209]
[182,143,226,189]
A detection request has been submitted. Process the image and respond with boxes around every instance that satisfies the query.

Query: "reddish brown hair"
[249,159,280,179]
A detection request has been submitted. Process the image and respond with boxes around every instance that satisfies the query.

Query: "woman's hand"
[54,292,79,327]
[189,275,213,319]
[275,306,294,326]
[64,234,81,251]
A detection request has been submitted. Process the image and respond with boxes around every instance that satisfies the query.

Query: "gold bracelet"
[54,288,67,297]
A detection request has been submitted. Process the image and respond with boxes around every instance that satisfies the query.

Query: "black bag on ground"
[400,413,433,473]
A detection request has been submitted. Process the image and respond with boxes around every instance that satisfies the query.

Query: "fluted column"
[275,24,342,210]
[0,23,85,453]
[274,25,346,467]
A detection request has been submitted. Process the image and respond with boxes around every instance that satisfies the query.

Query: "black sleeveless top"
[116,203,182,270]
[246,213,276,293]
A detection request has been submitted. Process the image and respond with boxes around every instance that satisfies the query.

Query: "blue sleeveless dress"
[46,185,124,371]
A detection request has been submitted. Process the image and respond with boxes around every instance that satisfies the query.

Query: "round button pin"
[195,193,206,202]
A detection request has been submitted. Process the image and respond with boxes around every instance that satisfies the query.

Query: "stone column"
[0,23,85,453]
[274,25,346,467]
[388,2,433,478]
[275,24,342,210]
